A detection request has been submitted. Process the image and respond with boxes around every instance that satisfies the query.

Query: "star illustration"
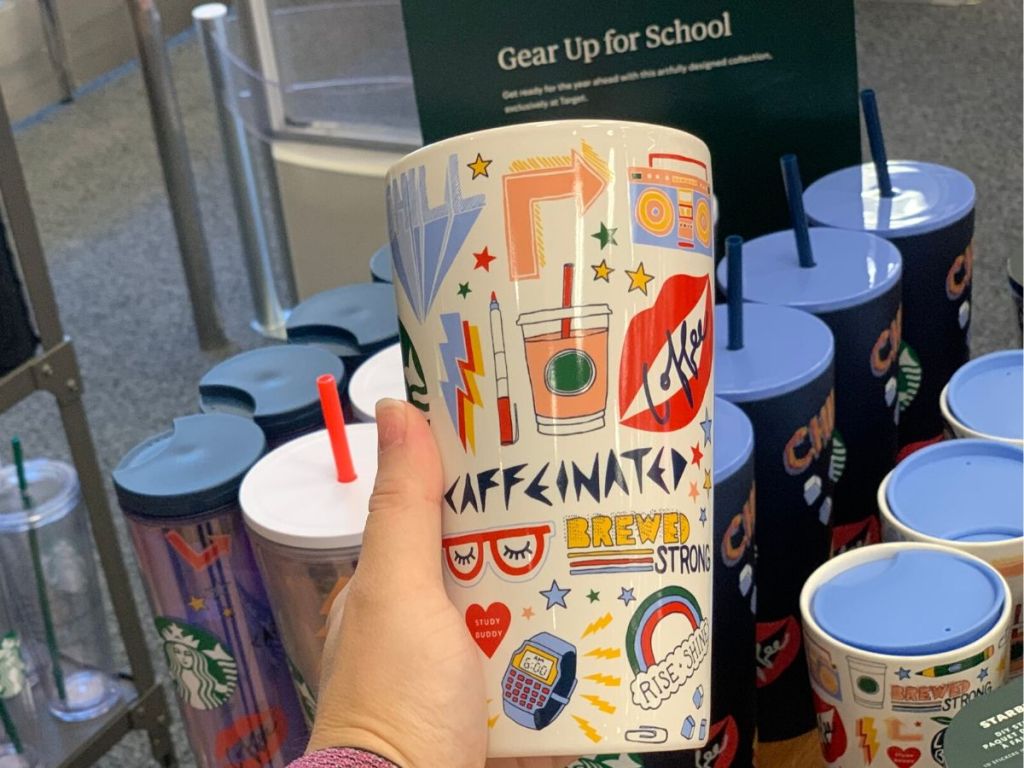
[457,282,471,298]
[586,589,600,603]
[625,262,655,295]
[522,606,535,620]
[700,409,713,446]
[897,667,911,680]
[592,223,618,249]
[540,580,571,610]
[188,596,206,612]
[978,666,989,682]
[618,587,636,607]
[691,442,704,468]
[473,246,496,271]
[699,507,708,526]
[688,481,699,502]
[703,469,712,492]
[467,153,492,179]
[592,259,614,282]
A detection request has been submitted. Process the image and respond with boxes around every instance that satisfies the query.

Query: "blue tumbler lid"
[886,440,1024,542]
[717,229,902,314]
[370,244,393,283]
[286,283,399,358]
[199,346,345,441]
[813,548,1004,655]
[803,161,976,239]
[113,414,266,518]
[947,350,1024,441]
[713,397,754,483]
[714,303,834,403]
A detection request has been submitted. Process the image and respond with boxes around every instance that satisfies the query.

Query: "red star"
[688,481,699,502]
[691,442,704,468]
[473,246,496,271]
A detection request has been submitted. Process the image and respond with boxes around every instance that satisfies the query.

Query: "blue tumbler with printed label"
[715,301,835,741]
[199,345,345,448]
[718,228,902,555]
[804,161,975,459]
[643,397,756,768]
[113,414,307,768]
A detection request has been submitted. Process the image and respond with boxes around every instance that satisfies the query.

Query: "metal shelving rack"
[0,86,177,767]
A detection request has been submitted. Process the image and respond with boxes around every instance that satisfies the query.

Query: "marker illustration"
[916,646,994,678]
[489,292,518,445]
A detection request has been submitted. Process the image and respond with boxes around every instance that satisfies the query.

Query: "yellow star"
[467,153,492,179]
[222,608,234,618]
[188,596,206,612]
[592,259,614,282]
[703,469,712,491]
[625,262,655,295]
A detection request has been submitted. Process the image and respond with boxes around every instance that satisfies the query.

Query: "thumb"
[355,398,444,589]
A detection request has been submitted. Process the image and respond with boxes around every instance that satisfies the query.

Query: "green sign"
[944,683,1024,768]
[400,0,860,240]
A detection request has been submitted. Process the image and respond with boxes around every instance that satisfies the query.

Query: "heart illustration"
[465,603,511,658]
[886,746,921,768]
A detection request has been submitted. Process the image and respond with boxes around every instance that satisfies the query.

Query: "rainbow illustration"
[625,586,704,674]
[439,312,485,453]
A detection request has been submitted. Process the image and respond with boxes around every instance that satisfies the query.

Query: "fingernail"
[375,399,407,451]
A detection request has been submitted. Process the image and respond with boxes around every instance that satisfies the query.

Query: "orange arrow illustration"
[165,530,231,571]
[503,149,609,280]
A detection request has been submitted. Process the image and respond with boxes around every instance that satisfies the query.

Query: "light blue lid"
[717,229,902,314]
[286,283,399,357]
[713,397,754,482]
[947,350,1024,441]
[887,440,1023,542]
[813,549,1004,655]
[714,303,834,403]
[370,244,393,283]
[804,161,975,238]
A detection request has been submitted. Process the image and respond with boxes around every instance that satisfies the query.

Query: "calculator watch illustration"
[502,632,577,730]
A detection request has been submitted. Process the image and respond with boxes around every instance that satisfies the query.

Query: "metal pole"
[37,0,75,102]
[233,0,299,307]
[195,4,287,339]
[125,0,227,350]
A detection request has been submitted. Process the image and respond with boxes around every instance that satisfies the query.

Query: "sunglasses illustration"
[442,523,555,585]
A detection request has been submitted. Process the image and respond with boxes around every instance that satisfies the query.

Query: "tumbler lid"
[812,548,1004,655]
[113,414,266,518]
[240,425,378,550]
[714,303,834,403]
[370,244,393,283]
[803,160,975,238]
[286,283,399,358]
[886,440,1023,542]
[199,346,345,440]
[348,344,407,423]
[717,229,902,314]
[946,350,1024,441]
[713,397,753,483]
[0,459,79,530]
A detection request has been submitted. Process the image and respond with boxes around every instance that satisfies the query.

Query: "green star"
[457,282,471,298]
[586,589,600,603]
[591,223,617,249]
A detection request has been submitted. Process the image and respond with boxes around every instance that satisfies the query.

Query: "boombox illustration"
[628,153,713,256]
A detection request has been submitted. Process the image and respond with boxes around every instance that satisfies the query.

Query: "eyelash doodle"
[442,523,555,585]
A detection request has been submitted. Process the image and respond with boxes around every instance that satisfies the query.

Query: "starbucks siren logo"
[0,631,27,699]
[897,341,922,414]
[829,430,847,484]
[157,617,238,710]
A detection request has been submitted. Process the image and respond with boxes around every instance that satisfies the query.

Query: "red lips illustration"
[756,615,802,688]
[813,691,848,762]
[214,707,287,768]
[696,715,740,766]
[830,516,881,556]
[619,273,714,432]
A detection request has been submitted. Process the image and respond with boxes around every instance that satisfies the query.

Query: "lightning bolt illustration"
[585,647,621,660]
[582,694,616,714]
[439,313,485,453]
[572,715,603,743]
[581,613,613,639]
[857,718,879,764]
[584,673,621,687]
[487,715,499,729]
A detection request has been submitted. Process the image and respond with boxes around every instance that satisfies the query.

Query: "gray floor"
[1,1,1021,766]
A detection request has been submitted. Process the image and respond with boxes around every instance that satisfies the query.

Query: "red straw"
[561,263,574,339]
[317,374,356,483]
